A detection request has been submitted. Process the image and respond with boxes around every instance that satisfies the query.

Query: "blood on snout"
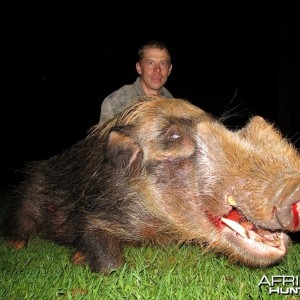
[292,202,299,229]
[225,210,254,230]
[205,209,224,228]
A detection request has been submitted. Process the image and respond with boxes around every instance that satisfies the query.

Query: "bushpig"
[5,96,300,273]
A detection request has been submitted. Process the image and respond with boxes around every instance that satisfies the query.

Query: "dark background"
[2,3,300,184]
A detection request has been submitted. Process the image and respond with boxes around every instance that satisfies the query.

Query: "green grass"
[0,187,299,299]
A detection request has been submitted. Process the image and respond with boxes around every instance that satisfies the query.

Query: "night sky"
[2,3,300,184]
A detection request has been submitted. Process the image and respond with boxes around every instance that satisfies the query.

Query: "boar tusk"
[221,217,249,239]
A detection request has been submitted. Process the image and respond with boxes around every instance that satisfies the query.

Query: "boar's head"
[99,96,300,268]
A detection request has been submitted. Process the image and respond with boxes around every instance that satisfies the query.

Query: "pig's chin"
[218,209,290,265]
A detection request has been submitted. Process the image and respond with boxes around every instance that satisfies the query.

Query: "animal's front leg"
[74,228,125,274]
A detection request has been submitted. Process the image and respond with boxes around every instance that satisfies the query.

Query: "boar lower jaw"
[221,211,288,261]
[221,217,284,248]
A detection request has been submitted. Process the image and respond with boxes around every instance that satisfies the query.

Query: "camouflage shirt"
[99,77,173,123]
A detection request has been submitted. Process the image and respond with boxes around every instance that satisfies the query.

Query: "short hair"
[138,40,172,63]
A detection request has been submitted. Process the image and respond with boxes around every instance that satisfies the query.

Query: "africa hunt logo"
[258,275,299,295]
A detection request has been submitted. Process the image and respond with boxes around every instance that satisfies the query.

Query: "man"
[99,40,173,123]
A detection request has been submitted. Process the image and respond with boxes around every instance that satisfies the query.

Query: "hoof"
[8,240,26,249]
[71,251,86,265]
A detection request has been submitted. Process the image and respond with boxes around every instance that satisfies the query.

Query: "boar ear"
[105,130,142,168]
[239,116,285,143]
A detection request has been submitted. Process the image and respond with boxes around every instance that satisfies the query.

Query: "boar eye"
[165,125,182,141]
[170,132,181,140]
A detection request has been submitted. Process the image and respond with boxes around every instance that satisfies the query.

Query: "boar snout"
[273,176,300,232]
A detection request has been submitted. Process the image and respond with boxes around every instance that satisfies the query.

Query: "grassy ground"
[0,185,299,300]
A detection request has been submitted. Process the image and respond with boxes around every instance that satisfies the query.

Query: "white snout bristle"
[227,196,237,206]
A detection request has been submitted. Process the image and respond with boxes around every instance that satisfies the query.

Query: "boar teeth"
[262,239,281,247]
[222,217,283,248]
[248,230,282,247]
[221,217,249,239]
[227,196,237,206]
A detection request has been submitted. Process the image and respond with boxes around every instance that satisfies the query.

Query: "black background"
[2,3,300,184]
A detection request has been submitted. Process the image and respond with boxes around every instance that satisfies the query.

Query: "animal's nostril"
[276,200,300,232]
[271,178,300,232]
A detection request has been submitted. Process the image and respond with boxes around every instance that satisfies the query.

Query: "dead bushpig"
[5,96,300,273]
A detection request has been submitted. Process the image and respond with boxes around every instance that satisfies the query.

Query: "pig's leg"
[6,199,40,249]
[75,228,124,274]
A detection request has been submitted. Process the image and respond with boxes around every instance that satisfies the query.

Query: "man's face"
[136,48,172,95]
